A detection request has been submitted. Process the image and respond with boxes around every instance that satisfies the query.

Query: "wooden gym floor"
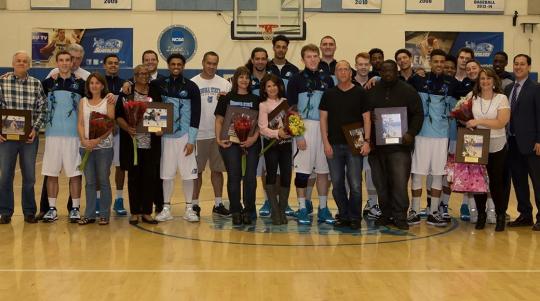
[1,136,539,301]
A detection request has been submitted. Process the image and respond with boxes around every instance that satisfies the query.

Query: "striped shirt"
[0,73,47,131]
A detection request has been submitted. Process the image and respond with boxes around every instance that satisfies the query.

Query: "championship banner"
[464,0,505,12]
[91,0,132,9]
[405,31,503,70]
[0,0,6,9]
[341,0,382,10]
[406,0,445,12]
[31,0,69,8]
[32,28,133,68]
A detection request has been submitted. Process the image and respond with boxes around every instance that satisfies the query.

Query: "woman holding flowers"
[215,66,260,226]
[258,74,292,225]
[77,73,115,225]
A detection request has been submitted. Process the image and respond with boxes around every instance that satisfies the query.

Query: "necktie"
[509,82,520,135]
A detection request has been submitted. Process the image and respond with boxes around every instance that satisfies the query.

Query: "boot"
[495,213,506,232]
[267,184,281,225]
[475,212,486,230]
[278,186,290,225]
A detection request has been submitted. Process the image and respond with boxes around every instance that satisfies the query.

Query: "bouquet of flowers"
[124,101,148,166]
[450,96,473,122]
[233,114,254,177]
[78,111,114,171]
[260,107,306,156]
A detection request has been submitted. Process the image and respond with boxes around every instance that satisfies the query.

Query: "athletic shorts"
[411,136,448,176]
[42,136,82,178]
[293,120,329,174]
[196,138,225,173]
[160,135,198,180]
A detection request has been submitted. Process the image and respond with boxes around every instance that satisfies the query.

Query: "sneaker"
[296,208,311,225]
[69,207,81,223]
[366,204,382,219]
[43,207,58,223]
[305,200,314,215]
[439,203,451,222]
[317,207,335,224]
[460,203,470,221]
[155,205,173,222]
[113,198,127,216]
[470,208,478,224]
[192,204,201,218]
[419,207,429,218]
[407,210,421,225]
[183,207,199,222]
[285,205,295,216]
[258,200,271,217]
[362,202,371,215]
[212,204,231,217]
[487,208,496,224]
[426,213,448,227]
[95,199,100,216]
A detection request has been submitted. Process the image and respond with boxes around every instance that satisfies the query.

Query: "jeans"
[0,137,39,217]
[326,144,363,221]
[368,149,412,222]
[219,141,261,214]
[80,148,113,219]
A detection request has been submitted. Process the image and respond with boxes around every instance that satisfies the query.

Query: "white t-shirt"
[47,67,90,80]
[471,93,510,153]
[191,74,232,140]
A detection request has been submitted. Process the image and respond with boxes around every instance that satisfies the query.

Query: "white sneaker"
[155,205,173,222]
[470,208,478,224]
[183,207,199,222]
[487,208,496,224]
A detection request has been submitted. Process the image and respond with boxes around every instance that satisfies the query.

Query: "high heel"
[475,212,486,230]
[495,214,506,232]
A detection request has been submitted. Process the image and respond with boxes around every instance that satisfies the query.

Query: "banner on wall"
[90,0,132,9]
[158,25,197,62]
[405,31,503,70]
[406,0,445,11]
[464,0,505,12]
[31,0,69,8]
[341,0,382,10]
[31,28,133,68]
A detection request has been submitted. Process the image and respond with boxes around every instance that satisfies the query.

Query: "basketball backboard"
[231,0,306,40]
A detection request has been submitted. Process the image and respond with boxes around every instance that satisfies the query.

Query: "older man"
[0,51,47,224]
[46,43,90,80]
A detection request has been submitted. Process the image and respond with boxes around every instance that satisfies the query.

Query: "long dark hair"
[231,66,251,94]
[472,67,502,98]
[85,72,109,98]
[259,73,285,101]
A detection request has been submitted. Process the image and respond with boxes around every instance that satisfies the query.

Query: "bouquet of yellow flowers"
[260,106,305,156]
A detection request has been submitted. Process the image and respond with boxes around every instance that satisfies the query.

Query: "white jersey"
[191,74,232,140]
[47,67,90,80]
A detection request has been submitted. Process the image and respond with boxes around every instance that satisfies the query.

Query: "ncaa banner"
[158,25,197,62]
[465,0,505,12]
[341,0,382,10]
[32,28,133,68]
[91,0,132,9]
[405,31,503,70]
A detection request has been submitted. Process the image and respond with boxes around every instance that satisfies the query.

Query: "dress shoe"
[507,215,533,227]
[495,214,505,232]
[24,215,38,224]
[349,220,361,230]
[141,215,158,224]
[375,216,391,227]
[393,219,410,230]
[0,215,11,224]
[532,222,540,231]
[333,219,351,228]
[232,213,243,225]
[242,212,252,225]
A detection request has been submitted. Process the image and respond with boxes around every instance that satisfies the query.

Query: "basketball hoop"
[258,24,279,41]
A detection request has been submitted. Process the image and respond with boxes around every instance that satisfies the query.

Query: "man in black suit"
[505,54,540,230]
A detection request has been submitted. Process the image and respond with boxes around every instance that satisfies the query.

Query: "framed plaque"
[342,122,365,155]
[220,106,258,144]
[136,102,173,134]
[0,109,32,141]
[374,107,408,145]
[267,101,289,130]
[455,127,490,165]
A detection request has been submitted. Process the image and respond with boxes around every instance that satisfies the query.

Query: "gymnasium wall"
[0,0,539,77]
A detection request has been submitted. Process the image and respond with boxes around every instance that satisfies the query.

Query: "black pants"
[473,146,508,215]
[127,148,162,215]
[263,139,292,187]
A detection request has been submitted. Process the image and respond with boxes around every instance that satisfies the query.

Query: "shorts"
[160,135,198,180]
[293,120,329,174]
[196,138,225,173]
[411,136,448,176]
[42,136,82,178]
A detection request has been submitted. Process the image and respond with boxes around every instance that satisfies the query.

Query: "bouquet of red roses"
[450,96,473,122]
[124,101,147,166]
[79,111,114,171]
[233,113,254,177]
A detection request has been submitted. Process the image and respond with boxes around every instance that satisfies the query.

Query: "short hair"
[430,49,447,59]
[12,51,30,61]
[55,50,71,61]
[133,64,148,76]
[260,73,285,100]
[203,51,219,62]
[514,54,531,65]
[445,54,457,66]
[142,50,159,63]
[458,47,475,59]
[369,48,384,57]
[231,66,251,94]
[245,47,268,71]
[272,35,289,46]
[85,72,109,99]
[320,35,336,44]
[355,52,370,62]
[335,60,352,70]
[381,60,398,71]
[103,54,119,64]
[394,48,411,60]
[67,43,84,55]
[301,44,320,59]
[472,67,502,97]
[494,51,508,62]
[466,59,481,69]
[167,53,186,65]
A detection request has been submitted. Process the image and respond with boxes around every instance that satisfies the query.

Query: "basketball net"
[258,24,278,41]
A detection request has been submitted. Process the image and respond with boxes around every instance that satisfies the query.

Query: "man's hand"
[296,138,307,150]
[121,82,132,95]
[364,77,378,90]
[184,143,194,155]
[0,72,13,79]
[534,143,540,156]
[360,143,371,156]
[324,143,333,159]
[105,93,116,104]
[403,133,414,145]
[217,138,231,149]
[26,129,37,143]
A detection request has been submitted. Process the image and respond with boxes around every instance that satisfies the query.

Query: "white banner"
[31,0,69,8]
[406,0,445,11]
[342,0,382,10]
[91,0,132,9]
[464,0,504,12]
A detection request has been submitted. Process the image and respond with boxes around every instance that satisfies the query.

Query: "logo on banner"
[158,25,197,62]
[92,38,123,54]
[465,41,494,58]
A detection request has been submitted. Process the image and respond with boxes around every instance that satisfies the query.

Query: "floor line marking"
[1,269,539,273]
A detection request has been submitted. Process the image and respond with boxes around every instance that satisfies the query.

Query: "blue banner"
[449,32,503,66]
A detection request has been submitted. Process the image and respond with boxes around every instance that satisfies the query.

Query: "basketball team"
[1,35,539,233]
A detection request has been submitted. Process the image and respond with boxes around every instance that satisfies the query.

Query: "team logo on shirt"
[179,90,188,98]
[208,96,213,103]
[285,71,292,78]
[71,82,79,90]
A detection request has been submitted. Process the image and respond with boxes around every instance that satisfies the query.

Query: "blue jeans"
[326,144,363,221]
[219,141,261,214]
[80,148,113,219]
[0,137,39,217]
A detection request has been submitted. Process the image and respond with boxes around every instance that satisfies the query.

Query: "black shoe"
[475,213,486,230]
[232,212,242,225]
[393,219,410,230]
[242,212,252,225]
[508,215,533,227]
[349,220,361,230]
[375,216,391,227]
[141,215,158,224]
[212,204,231,217]
[495,214,506,232]
[192,205,201,218]
[333,219,351,228]
[532,222,540,231]
[0,215,11,224]
[36,212,45,221]
[24,215,38,224]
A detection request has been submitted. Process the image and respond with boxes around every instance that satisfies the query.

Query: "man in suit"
[505,54,540,230]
